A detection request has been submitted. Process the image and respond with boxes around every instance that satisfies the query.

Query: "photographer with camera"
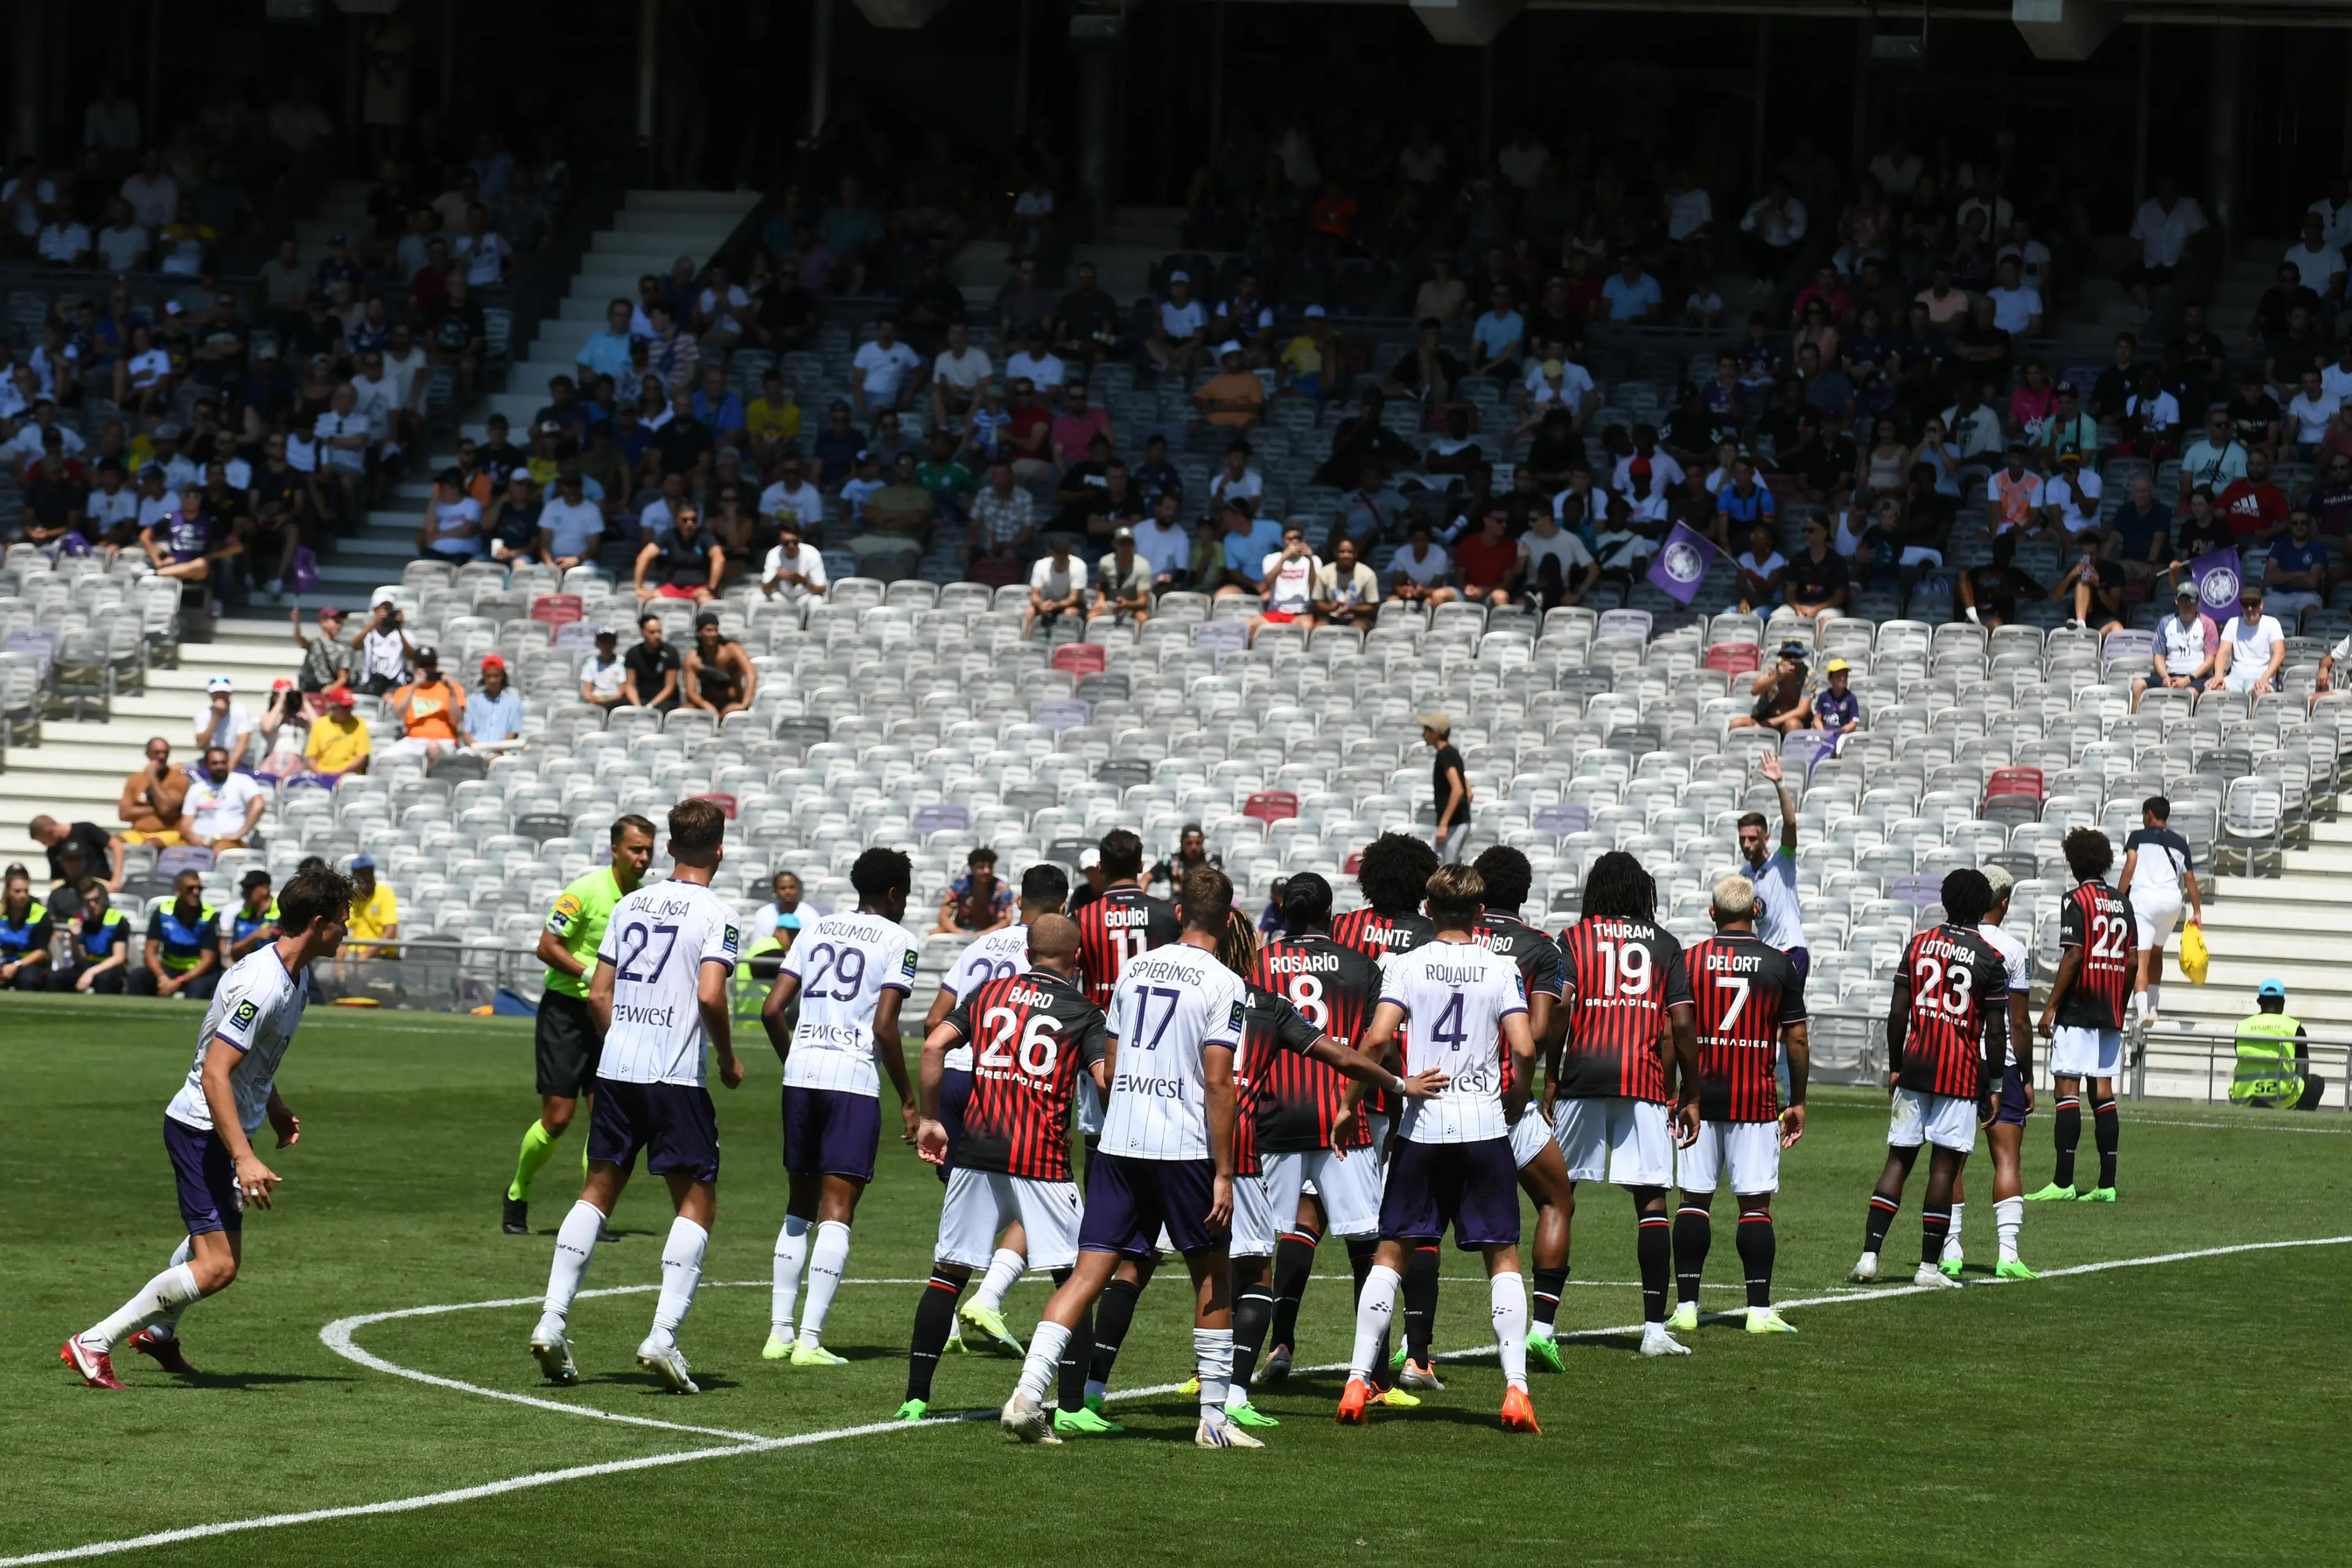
[1729,639,1815,734]
[354,587,415,696]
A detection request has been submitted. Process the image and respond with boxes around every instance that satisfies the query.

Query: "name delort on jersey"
[1250,935,1382,1150]
[1687,932,1808,1122]
[1234,984,1325,1175]
[1556,915,1694,1104]
[2057,879,2133,1031]
[1075,886,1182,1009]
[1896,923,2010,1101]
[941,969,1109,1182]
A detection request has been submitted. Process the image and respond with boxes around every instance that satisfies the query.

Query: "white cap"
[369,584,400,609]
[1303,304,1327,318]
[1167,270,1191,284]
[1217,339,1245,358]
[1078,846,1102,870]
[206,674,233,694]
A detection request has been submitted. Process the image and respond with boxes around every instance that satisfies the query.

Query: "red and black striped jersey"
[1472,912,1565,1094]
[1686,932,1808,1123]
[1556,915,1694,1104]
[940,968,1110,1181]
[1249,933,1383,1152]
[1895,924,2010,1100]
[1233,984,1324,1177]
[2057,878,2133,1031]
[1074,885,1181,1010]
[1328,907,1436,962]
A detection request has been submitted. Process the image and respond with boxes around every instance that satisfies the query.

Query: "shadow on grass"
[174,1371,361,1390]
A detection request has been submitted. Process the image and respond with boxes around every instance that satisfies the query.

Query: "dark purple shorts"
[1788,947,1811,985]
[164,1115,239,1235]
[1380,1136,1521,1250]
[937,1067,974,1184]
[1078,1151,1227,1259]
[781,1084,880,1183]
[589,1076,720,1184]
[1996,1063,2032,1127]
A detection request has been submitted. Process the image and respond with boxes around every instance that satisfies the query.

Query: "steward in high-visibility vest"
[2233,982,2323,1111]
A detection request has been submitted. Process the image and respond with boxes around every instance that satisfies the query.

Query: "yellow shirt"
[747,396,802,443]
[1279,334,1326,377]
[349,881,399,957]
[304,713,372,774]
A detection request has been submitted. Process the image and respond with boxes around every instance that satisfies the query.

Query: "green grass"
[3,995,2348,1566]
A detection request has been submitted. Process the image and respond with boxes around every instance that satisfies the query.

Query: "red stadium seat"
[1985,767,2045,804]
[1243,791,1298,825]
[530,594,583,627]
[698,793,739,821]
[1705,643,1760,676]
[1051,643,1108,677]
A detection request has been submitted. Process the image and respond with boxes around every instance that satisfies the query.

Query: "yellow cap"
[1825,657,1850,674]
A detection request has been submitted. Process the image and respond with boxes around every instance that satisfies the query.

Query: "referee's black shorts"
[535,991,602,1099]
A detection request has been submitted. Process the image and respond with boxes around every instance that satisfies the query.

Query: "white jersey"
[1977,920,2032,1069]
[1100,941,1246,1161]
[782,910,921,1095]
[165,949,308,1134]
[1379,939,1528,1145]
[594,880,742,1087]
[940,924,1029,1072]
[1733,850,1807,954]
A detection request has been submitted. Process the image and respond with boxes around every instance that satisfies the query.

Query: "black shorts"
[535,991,601,1099]
[589,1076,720,1184]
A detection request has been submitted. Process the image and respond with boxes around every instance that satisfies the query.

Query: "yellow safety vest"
[2230,1011,2306,1105]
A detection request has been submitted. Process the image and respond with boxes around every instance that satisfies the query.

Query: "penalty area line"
[13,1234,2346,1564]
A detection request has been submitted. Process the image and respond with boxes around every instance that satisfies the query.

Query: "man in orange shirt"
[385,645,466,770]
[1194,342,1267,431]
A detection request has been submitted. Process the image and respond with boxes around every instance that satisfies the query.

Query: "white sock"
[148,1238,198,1340]
[1947,1202,1964,1252]
[650,1216,708,1348]
[537,1200,605,1336]
[1015,1319,1070,1405]
[1996,1197,2024,1264]
[1194,1327,1233,1421]
[1529,1318,1555,1343]
[1082,1376,1107,1404]
[2147,982,2162,1017]
[1491,1270,1529,1392]
[1348,1264,1401,1381]
[971,1247,1025,1316]
[770,1214,811,1336]
[797,1219,851,1346]
[82,1262,203,1354]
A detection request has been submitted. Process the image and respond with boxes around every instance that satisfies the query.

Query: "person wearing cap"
[2232,981,2323,1111]
[192,676,255,768]
[303,685,372,780]
[1091,524,1153,627]
[254,677,311,770]
[2041,379,2098,466]
[1420,713,1473,862]
[1276,306,1340,402]
[579,627,629,710]
[344,853,399,965]
[1730,641,1814,733]
[1811,657,1862,737]
[118,736,191,846]
[354,589,415,695]
[1193,341,1266,430]
[462,655,527,751]
[385,647,466,769]
[2209,583,2286,697]
[2136,579,2218,710]
[680,611,758,720]
[225,869,283,963]
[47,881,132,994]
[1146,268,1208,375]
[126,868,221,1000]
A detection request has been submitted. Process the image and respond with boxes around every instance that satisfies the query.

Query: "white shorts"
[2128,892,2182,951]
[1552,1097,1673,1189]
[1261,1144,1384,1245]
[2049,1024,2123,1080]
[1231,1170,1280,1259]
[934,1167,1082,1272]
[2222,666,2268,694]
[1677,1120,1782,1195]
[1509,1105,1553,1170]
[1887,1087,1978,1154]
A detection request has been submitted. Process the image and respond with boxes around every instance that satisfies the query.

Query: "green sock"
[510,1118,559,1203]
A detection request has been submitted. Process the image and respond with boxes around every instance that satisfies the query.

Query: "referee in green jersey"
[503,815,657,1234]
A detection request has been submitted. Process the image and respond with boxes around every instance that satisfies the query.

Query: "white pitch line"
[12,1234,2347,1567]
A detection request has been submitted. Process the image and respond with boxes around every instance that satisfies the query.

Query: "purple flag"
[1645,522,1721,606]
[2188,548,2244,617]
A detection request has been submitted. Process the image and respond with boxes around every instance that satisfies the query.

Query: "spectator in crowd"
[1453,503,1521,609]
[2136,581,2218,709]
[28,813,124,896]
[623,612,682,710]
[192,674,254,766]
[1194,342,1267,431]
[2263,508,2327,622]
[1250,522,1320,643]
[303,684,371,780]
[680,609,757,721]
[2054,527,2126,633]
[2125,176,2208,315]
[1812,657,1863,739]
[930,322,991,430]
[344,853,399,965]
[2209,585,2286,698]
[1146,270,1208,375]
[1783,515,1849,619]
[968,459,1038,564]
[760,518,828,605]
[1421,712,1472,863]
[2230,979,2323,1111]
[354,591,415,695]
[935,846,1015,936]
[1731,641,1815,733]
[747,869,805,952]
[1132,489,1193,592]
[416,465,483,563]
[126,868,217,1000]
[1315,535,1380,628]
[1023,539,1088,641]
[0,871,55,991]
[851,315,924,418]
[633,502,721,604]
[1387,518,1456,607]
[117,736,190,846]
[579,626,629,710]
[47,882,131,994]
[461,655,526,751]
[1738,176,1808,291]
[385,646,465,767]
[1468,284,1525,379]
[1091,526,1153,628]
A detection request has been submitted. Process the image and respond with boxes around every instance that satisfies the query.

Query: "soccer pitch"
[4,998,2346,1566]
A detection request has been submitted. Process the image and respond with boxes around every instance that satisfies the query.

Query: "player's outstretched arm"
[587,957,617,1039]
[1305,1033,1444,1099]
[201,1036,279,1208]
[1336,998,1410,1126]
[1779,1022,1810,1147]
[1204,1042,1237,1227]
[873,986,918,1139]
[760,968,802,1061]
[698,960,743,1089]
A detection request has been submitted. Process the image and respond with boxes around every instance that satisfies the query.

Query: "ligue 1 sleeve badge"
[232,999,259,1028]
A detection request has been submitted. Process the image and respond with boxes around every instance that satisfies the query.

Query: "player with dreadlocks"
[1552,850,1702,1357]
